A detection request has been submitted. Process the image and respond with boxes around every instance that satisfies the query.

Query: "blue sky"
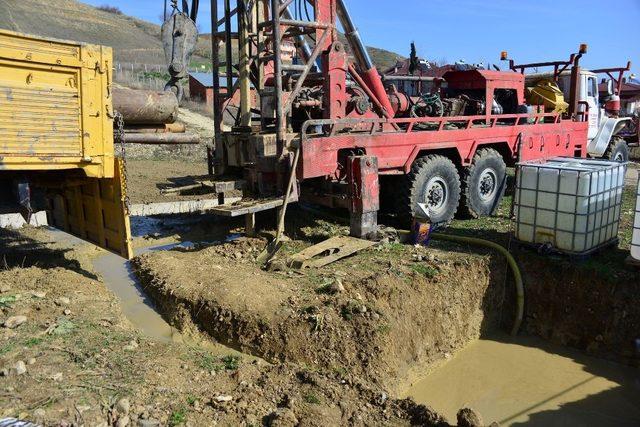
[81,0,639,73]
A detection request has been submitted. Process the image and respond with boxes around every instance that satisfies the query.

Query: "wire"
[303,0,312,21]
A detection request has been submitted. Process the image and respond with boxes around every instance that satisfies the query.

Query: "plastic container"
[632,175,640,261]
[514,157,626,255]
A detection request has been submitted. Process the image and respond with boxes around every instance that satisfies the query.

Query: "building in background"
[189,72,234,105]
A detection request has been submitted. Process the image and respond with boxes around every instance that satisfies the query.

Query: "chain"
[113,111,131,210]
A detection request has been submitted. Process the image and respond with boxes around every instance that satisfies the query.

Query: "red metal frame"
[299,113,588,180]
[210,0,591,228]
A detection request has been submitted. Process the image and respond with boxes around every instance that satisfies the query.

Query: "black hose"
[191,0,200,22]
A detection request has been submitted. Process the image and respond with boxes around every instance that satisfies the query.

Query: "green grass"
[376,324,392,335]
[198,352,222,372]
[0,295,17,308]
[411,264,439,279]
[24,337,44,347]
[169,408,187,426]
[196,352,240,372]
[222,355,240,371]
[0,343,15,356]
[303,393,321,405]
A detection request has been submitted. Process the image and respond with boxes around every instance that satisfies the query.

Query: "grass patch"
[222,355,240,371]
[0,343,15,356]
[169,408,187,426]
[376,323,391,335]
[411,264,439,279]
[197,352,240,372]
[23,337,44,347]
[303,393,321,405]
[0,295,17,308]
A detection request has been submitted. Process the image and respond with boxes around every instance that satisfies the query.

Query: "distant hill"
[0,0,403,69]
[0,0,169,64]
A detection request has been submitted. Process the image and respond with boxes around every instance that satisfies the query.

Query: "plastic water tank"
[514,157,626,255]
[632,175,640,261]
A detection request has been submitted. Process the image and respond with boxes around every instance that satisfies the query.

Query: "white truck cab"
[558,71,631,161]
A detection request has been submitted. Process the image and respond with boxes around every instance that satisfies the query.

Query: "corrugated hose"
[431,233,524,336]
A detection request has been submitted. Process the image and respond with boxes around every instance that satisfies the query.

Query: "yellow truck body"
[0,29,131,258]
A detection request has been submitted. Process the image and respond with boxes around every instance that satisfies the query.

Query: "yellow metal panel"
[49,158,133,259]
[0,29,114,178]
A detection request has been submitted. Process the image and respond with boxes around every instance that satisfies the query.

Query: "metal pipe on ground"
[124,123,187,134]
[123,133,201,145]
[113,87,180,125]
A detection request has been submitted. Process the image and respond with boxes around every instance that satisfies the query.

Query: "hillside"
[0,0,402,69]
[0,0,168,64]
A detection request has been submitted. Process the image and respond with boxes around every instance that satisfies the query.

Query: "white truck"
[556,63,632,162]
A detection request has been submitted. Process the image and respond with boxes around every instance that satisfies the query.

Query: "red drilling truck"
[187,0,627,238]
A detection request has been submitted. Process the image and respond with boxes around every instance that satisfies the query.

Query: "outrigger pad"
[288,236,376,269]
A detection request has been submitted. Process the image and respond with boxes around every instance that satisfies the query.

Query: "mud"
[404,336,640,426]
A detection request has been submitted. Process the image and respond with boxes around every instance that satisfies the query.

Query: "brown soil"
[132,232,506,394]
[125,159,211,204]
[121,108,221,205]
[520,249,640,366]
[0,227,450,426]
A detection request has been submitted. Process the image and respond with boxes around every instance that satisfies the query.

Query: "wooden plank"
[288,236,376,269]
[210,197,287,217]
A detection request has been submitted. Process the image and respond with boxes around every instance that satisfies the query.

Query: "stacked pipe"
[113,87,200,145]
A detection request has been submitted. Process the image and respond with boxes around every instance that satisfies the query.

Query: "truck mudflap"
[48,158,133,259]
[588,117,631,157]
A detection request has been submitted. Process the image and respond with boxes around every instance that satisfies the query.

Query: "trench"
[45,211,640,425]
[89,215,246,357]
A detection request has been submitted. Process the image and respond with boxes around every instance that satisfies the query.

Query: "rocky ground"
[1,142,638,426]
[0,226,476,426]
[121,108,214,205]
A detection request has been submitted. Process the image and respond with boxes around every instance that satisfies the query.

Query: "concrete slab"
[129,198,241,217]
[0,211,48,229]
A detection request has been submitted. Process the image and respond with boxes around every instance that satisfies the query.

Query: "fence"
[114,62,210,93]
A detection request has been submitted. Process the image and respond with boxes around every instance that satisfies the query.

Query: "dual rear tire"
[400,149,507,225]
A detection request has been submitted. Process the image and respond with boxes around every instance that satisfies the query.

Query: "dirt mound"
[132,236,506,392]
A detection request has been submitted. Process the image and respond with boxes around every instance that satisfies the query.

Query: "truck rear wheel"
[605,137,629,163]
[400,155,461,225]
[461,148,507,218]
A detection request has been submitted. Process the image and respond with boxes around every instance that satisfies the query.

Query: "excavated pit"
[130,213,640,425]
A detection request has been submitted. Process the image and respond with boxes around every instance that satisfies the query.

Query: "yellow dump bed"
[0,30,131,259]
[0,29,114,178]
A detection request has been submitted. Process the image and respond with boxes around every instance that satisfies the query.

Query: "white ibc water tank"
[514,157,626,255]
[632,175,640,261]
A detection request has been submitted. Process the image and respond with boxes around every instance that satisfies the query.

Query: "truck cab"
[557,69,631,161]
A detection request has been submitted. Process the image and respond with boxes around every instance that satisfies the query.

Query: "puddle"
[92,238,243,354]
[403,336,640,426]
[92,247,181,343]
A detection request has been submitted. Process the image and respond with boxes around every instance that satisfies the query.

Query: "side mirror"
[605,79,614,97]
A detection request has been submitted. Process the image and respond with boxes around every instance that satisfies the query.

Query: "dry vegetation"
[0,0,402,69]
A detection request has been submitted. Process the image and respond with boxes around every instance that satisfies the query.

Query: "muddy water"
[92,248,182,343]
[92,242,254,361]
[403,336,640,426]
